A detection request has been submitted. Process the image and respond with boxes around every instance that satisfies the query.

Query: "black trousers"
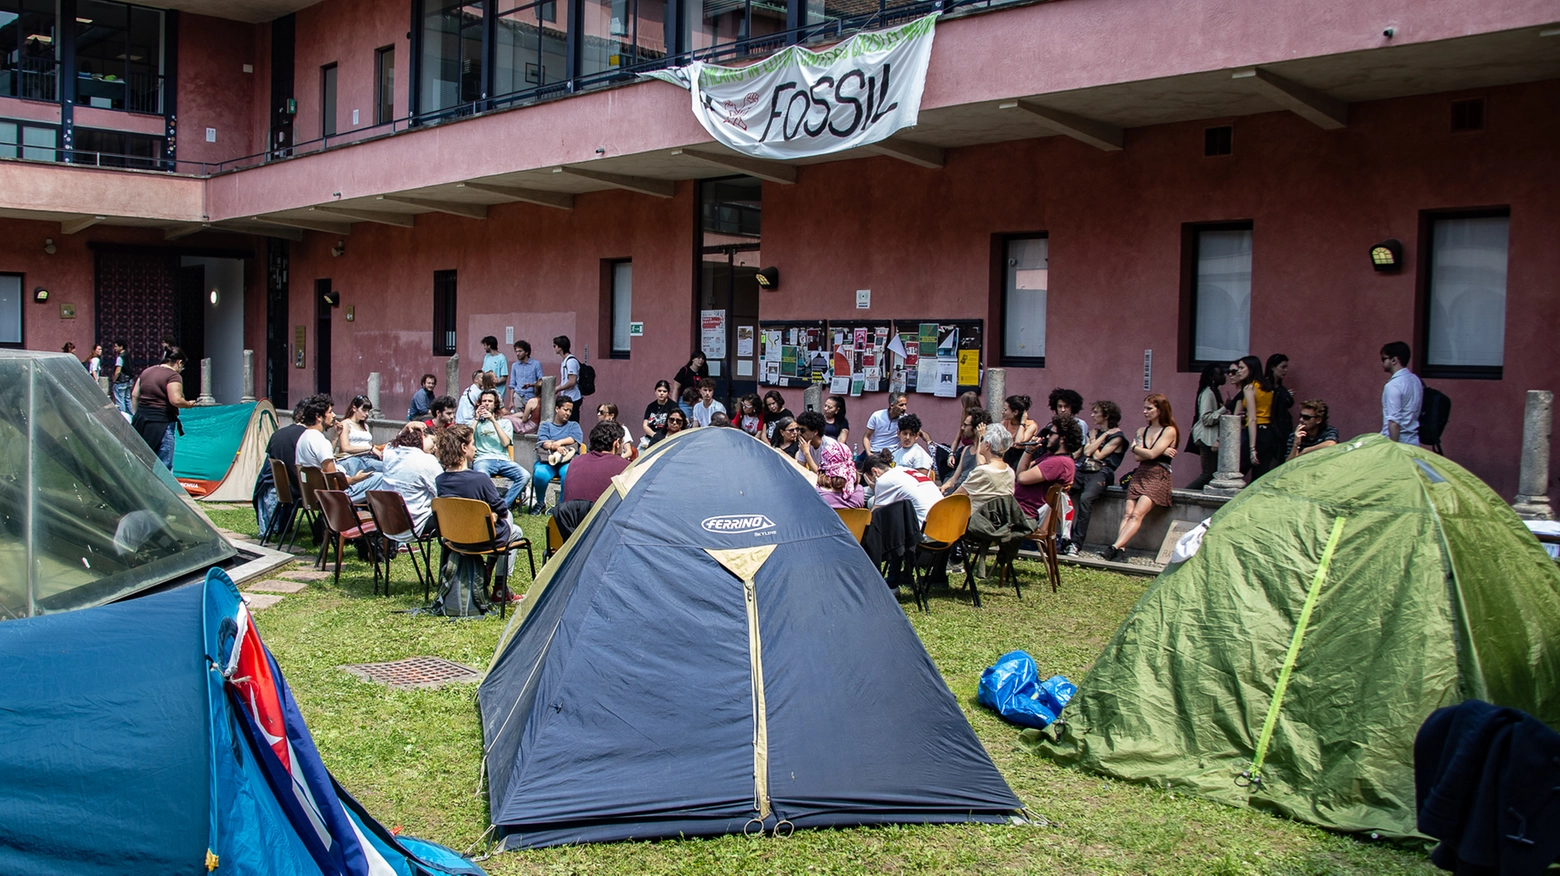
[1187,443,1218,490]
[1071,470,1112,546]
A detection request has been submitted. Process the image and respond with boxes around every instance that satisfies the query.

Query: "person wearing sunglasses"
[1286,399,1339,460]
[769,415,801,459]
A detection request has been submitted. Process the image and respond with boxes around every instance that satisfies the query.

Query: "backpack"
[1419,386,1451,453]
[573,356,597,397]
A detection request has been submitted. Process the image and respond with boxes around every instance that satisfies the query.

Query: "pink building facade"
[0,0,1555,499]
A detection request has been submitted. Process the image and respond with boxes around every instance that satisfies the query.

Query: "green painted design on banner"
[695,13,937,87]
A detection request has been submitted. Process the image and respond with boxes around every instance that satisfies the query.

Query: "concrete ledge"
[1079,486,1227,553]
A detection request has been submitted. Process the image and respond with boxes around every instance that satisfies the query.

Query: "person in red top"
[1014,415,1081,524]
[562,421,631,504]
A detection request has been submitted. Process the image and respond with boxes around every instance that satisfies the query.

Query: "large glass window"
[1001,235,1047,365]
[578,0,668,78]
[419,0,484,117]
[610,260,632,356]
[0,274,21,346]
[1187,224,1252,366]
[75,0,163,114]
[684,0,787,54]
[0,0,57,101]
[492,0,565,96]
[0,120,57,160]
[375,46,395,124]
[1423,212,1508,376]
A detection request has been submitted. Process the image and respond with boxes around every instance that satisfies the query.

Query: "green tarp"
[1042,435,1560,838]
[172,402,259,482]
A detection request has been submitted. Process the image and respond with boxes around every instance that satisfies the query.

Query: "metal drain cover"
[340,656,482,690]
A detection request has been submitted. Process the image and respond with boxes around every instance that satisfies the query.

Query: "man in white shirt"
[890,413,934,473]
[863,392,909,453]
[1379,341,1423,445]
[454,370,483,424]
[691,378,726,427]
[480,335,508,393]
[294,395,382,500]
[862,451,943,525]
[554,334,583,422]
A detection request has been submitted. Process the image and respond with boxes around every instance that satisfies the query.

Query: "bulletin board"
[889,319,984,397]
[758,320,828,388]
[825,320,894,397]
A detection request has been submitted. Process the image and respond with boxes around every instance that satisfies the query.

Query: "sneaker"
[1063,542,1080,557]
[1101,545,1123,562]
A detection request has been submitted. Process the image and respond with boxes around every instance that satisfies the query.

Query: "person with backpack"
[553,335,593,423]
[1380,340,1424,446]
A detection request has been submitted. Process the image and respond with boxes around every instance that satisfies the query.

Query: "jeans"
[530,461,571,508]
[112,380,132,414]
[475,457,532,509]
[1187,444,1218,491]
[347,472,385,504]
[339,455,384,477]
[1071,470,1111,546]
[157,423,176,469]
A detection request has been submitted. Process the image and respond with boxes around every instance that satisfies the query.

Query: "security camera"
[330,240,345,257]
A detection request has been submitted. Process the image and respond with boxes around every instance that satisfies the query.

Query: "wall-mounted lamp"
[330,239,345,257]
[1370,239,1404,272]
[33,286,49,302]
[755,266,780,290]
[209,288,219,305]
[321,290,341,308]
[43,238,55,255]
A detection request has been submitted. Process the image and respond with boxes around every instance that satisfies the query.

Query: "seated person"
[531,398,585,512]
[691,378,726,427]
[594,402,636,460]
[709,411,732,428]
[769,416,800,459]
[860,450,942,526]
[1286,398,1339,459]
[295,395,382,503]
[822,395,850,445]
[432,424,513,546]
[380,423,442,535]
[734,394,766,440]
[407,373,436,422]
[678,386,698,423]
[763,391,794,445]
[942,408,992,495]
[335,394,384,477]
[795,410,838,473]
[424,395,457,431]
[470,389,531,511]
[816,439,865,509]
[1015,415,1081,524]
[652,409,688,445]
[563,421,632,504]
[642,380,678,443]
[890,413,934,473]
[954,422,1015,516]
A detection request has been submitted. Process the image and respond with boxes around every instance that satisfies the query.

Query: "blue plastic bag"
[977,650,1076,729]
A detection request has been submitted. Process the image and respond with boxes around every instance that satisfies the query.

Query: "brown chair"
[365,490,435,600]
[315,488,380,587]
[297,465,329,560]
[431,497,535,618]
[544,515,565,563]
[835,507,870,544]
[324,469,350,492]
[261,458,307,550]
[911,494,972,612]
[1032,483,1064,594]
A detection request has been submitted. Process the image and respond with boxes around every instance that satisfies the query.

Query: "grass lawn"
[204,503,1436,876]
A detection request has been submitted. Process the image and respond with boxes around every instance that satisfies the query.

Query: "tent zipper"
[1246,515,1347,787]
[744,578,772,820]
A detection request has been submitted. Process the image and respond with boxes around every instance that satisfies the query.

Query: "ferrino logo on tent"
[701,514,776,534]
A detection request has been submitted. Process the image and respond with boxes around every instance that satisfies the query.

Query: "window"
[320,63,337,136]
[73,127,161,168]
[0,0,58,101]
[1450,97,1484,133]
[607,259,632,357]
[1421,210,1508,378]
[0,120,58,161]
[432,269,457,355]
[75,1,163,113]
[999,235,1047,366]
[375,46,395,124]
[0,273,21,346]
[1183,222,1253,368]
[578,0,668,77]
[493,0,567,95]
[418,0,485,116]
[1204,125,1232,156]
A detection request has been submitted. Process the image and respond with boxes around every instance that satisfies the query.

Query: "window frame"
[601,257,632,359]
[993,231,1048,368]
[432,268,457,355]
[1415,206,1509,381]
[0,271,23,348]
[1179,219,1254,372]
[320,62,338,137]
[374,45,395,125]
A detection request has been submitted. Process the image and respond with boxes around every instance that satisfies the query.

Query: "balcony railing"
[0,57,59,102]
[74,70,164,115]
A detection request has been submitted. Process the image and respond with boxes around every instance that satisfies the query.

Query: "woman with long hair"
[822,395,850,446]
[1265,353,1295,455]
[1230,355,1271,478]
[335,394,384,476]
[1102,394,1178,562]
[762,391,793,444]
[672,351,709,401]
[1186,363,1227,490]
[1000,394,1039,466]
[734,393,766,440]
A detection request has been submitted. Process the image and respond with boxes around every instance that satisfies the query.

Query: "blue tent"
[0,568,485,876]
[479,428,1023,849]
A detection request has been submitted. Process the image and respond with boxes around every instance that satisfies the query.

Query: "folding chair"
[297,465,328,563]
[365,490,435,599]
[315,489,380,588]
[911,494,971,612]
[431,497,535,618]
[834,507,870,544]
[261,458,306,550]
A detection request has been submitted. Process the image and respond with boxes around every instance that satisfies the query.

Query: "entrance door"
[315,278,332,395]
[265,240,289,409]
[697,176,762,407]
[175,264,206,365]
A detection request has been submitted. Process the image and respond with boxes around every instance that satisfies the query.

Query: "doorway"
[697,176,762,405]
[315,278,332,395]
[266,240,290,409]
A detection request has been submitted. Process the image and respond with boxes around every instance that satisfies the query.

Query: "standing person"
[563,421,632,504]
[407,373,437,422]
[553,335,583,422]
[1380,341,1423,445]
[1186,364,1227,491]
[1266,354,1295,443]
[86,344,102,379]
[471,389,530,511]
[1286,399,1340,459]
[672,351,709,401]
[863,392,909,455]
[480,335,508,394]
[1000,395,1039,466]
[691,378,725,427]
[455,370,484,424]
[1102,395,1178,562]
[509,340,545,423]
[1070,401,1127,554]
[531,398,584,511]
[762,391,793,444]
[822,395,850,446]
[110,340,133,413]
[642,380,678,442]
[1230,355,1272,478]
[130,346,196,469]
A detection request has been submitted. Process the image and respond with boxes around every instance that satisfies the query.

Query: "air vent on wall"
[1205,125,1233,156]
[1451,98,1485,133]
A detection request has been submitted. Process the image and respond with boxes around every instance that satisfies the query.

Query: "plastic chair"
[365,490,435,600]
[315,489,380,587]
[431,497,535,618]
[835,507,870,544]
[911,494,971,612]
[544,515,565,562]
[261,458,306,550]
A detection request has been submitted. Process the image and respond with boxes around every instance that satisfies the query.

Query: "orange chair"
[911,494,972,612]
[315,488,380,587]
[544,515,565,563]
[431,497,535,618]
[834,507,870,544]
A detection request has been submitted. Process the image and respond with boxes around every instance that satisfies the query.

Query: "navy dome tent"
[0,569,484,876]
[478,428,1023,849]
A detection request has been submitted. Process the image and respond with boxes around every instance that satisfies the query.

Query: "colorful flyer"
[957,349,979,387]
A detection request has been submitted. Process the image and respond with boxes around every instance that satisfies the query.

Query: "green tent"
[1043,434,1560,838]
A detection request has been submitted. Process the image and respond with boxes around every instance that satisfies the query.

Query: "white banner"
[646,15,938,160]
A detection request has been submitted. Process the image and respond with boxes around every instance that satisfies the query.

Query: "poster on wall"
[736,325,755,357]
[701,310,727,359]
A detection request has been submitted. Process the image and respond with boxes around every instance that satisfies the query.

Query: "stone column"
[195,357,218,406]
[1204,414,1246,496]
[240,350,256,403]
[1513,390,1554,520]
[366,371,381,419]
[984,367,1006,416]
[96,375,110,396]
[803,383,823,415]
[537,375,557,423]
[444,355,460,400]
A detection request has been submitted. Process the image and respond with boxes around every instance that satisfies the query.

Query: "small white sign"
[1143,349,1153,391]
[628,321,644,337]
[352,108,360,126]
[504,325,514,345]
[205,128,216,143]
[856,289,871,309]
